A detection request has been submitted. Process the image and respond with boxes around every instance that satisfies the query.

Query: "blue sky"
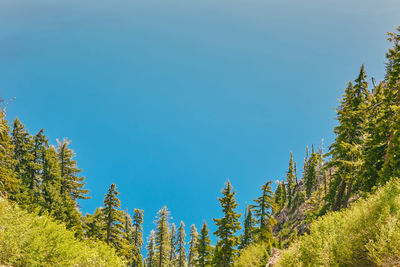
[1,0,400,245]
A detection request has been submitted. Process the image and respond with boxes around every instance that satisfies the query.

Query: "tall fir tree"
[29,129,48,204]
[169,223,177,265]
[252,181,274,244]
[103,183,124,250]
[195,222,212,267]
[176,221,187,267]
[382,27,400,180]
[11,118,34,203]
[213,181,241,267]
[121,210,136,265]
[274,181,286,210]
[155,206,171,267]
[188,224,198,267]
[146,230,157,267]
[239,206,256,250]
[57,138,89,201]
[326,65,370,210]
[83,207,106,240]
[286,152,295,206]
[133,208,144,267]
[0,107,18,198]
[305,150,322,198]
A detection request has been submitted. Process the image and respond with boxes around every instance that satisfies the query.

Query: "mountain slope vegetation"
[0,25,399,266]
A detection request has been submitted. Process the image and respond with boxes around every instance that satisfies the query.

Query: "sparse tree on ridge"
[213,180,241,267]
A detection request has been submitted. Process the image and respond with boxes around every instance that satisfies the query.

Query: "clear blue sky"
[1,0,399,245]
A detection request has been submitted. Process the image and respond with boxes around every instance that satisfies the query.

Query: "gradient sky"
[1,0,400,245]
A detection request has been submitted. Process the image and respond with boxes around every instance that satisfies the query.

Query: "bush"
[276,178,400,266]
[0,197,125,266]
[234,242,270,267]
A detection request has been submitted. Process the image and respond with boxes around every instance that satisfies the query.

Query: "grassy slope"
[276,178,400,266]
[0,197,125,266]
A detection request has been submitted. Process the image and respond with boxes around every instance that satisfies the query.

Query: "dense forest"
[0,26,399,266]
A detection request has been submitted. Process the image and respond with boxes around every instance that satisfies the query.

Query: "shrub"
[234,242,270,267]
[0,197,125,266]
[276,178,400,266]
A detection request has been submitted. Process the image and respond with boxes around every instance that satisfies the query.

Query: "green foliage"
[304,151,322,198]
[0,197,124,266]
[103,183,125,254]
[132,208,145,267]
[188,224,199,267]
[276,179,400,266]
[57,138,89,200]
[286,152,296,206]
[195,222,213,267]
[155,206,171,267]
[233,242,270,267]
[146,230,157,267]
[213,181,241,267]
[0,110,18,199]
[177,221,187,267]
[273,181,286,211]
[252,181,274,243]
[239,207,256,249]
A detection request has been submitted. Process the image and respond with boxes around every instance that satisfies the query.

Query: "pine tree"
[239,206,256,249]
[147,230,157,267]
[252,181,274,244]
[29,129,48,204]
[195,222,212,267]
[11,118,34,203]
[57,138,89,201]
[169,223,177,264]
[121,210,136,265]
[176,221,187,267]
[133,208,144,267]
[382,27,400,180]
[213,180,241,267]
[155,206,171,267]
[274,182,286,210]
[0,108,18,198]
[286,152,295,206]
[326,65,370,210]
[103,183,124,249]
[305,151,322,198]
[83,207,106,240]
[188,224,198,267]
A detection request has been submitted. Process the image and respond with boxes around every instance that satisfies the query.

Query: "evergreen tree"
[286,152,295,206]
[29,129,48,204]
[195,222,212,267]
[121,210,136,265]
[169,223,177,264]
[188,224,198,267]
[252,181,274,244]
[326,65,370,210]
[103,183,124,249]
[274,181,286,210]
[133,208,145,267]
[213,181,241,267]
[147,230,156,267]
[239,206,256,249]
[83,207,106,240]
[176,221,187,267]
[382,27,400,180]
[11,118,34,203]
[0,108,18,198]
[57,138,89,201]
[155,206,171,267]
[305,151,322,198]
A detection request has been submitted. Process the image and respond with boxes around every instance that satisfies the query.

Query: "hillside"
[275,178,400,266]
